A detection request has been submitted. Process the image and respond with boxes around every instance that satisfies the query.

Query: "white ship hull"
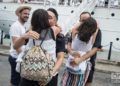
[92,7,120,52]
[0,0,120,52]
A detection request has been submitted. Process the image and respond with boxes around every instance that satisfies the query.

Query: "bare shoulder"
[72,22,81,33]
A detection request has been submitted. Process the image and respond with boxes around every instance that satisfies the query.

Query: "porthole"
[111,13,115,17]
[91,11,94,15]
[116,38,119,41]
[71,10,74,13]
[4,6,6,9]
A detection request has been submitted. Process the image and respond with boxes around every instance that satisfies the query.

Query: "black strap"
[33,29,48,46]
[50,28,55,41]
[40,29,49,46]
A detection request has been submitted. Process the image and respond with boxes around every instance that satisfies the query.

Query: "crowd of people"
[9,5,102,86]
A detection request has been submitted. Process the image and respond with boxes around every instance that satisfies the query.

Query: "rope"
[101,30,120,33]
[102,43,120,51]
[102,43,110,47]
[112,45,120,51]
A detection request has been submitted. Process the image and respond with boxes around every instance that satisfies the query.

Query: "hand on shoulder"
[22,30,40,40]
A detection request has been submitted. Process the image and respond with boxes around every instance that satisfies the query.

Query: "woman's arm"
[67,24,78,54]
[52,34,65,76]
[51,26,61,38]
[73,47,99,65]
[13,31,40,50]
[52,52,64,76]
[67,42,74,55]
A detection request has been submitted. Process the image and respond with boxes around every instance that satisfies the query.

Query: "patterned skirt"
[61,61,91,86]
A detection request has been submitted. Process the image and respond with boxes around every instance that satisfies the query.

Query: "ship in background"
[0,0,97,41]
[0,0,120,61]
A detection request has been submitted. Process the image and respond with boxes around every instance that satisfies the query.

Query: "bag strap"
[33,29,49,46]
[40,30,49,46]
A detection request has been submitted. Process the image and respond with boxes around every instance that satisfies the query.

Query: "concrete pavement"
[0,38,120,86]
[0,45,120,74]
[0,44,120,86]
[0,55,120,86]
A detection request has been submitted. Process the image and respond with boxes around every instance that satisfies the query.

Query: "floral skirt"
[61,61,91,86]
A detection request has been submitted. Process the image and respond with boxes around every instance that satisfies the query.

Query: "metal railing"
[97,0,120,9]
[0,0,82,6]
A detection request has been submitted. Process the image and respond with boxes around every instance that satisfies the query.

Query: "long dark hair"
[77,17,97,43]
[31,9,51,33]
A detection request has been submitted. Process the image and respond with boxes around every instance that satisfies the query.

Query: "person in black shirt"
[78,12,102,86]
[86,29,102,86]
[46,8,65,86]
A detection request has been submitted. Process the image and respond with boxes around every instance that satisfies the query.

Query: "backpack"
[20,30,55,85]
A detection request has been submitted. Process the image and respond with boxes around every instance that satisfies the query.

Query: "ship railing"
[0,0,82,7]
[96,0,120,9]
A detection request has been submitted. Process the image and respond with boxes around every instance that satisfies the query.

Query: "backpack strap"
[40,29,49,46]
[33,29,48,46]
[50,28,55,41]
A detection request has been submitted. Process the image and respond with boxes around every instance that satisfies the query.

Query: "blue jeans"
[8,55,20,86]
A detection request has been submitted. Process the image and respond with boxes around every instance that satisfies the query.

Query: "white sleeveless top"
[66,35,93,71]
[16,29,56,73]
[27,29,56,62]
[72,35,93,52]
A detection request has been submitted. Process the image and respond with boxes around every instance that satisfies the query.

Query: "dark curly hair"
[77,17,97,43]
[31,9,50,33]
